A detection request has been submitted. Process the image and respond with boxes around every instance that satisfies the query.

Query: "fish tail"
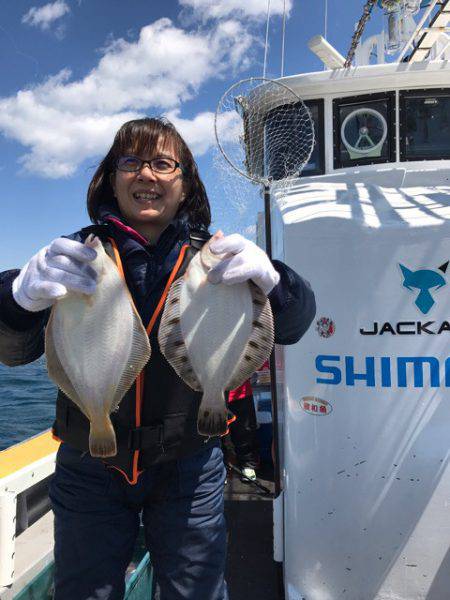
[197,391,228,437]
[89,413,117,458]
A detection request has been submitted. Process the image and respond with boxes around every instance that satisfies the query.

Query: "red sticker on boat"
[316,317,335,338]
[300,396,332,416]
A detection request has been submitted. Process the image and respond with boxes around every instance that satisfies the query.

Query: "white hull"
[268,59,450,600]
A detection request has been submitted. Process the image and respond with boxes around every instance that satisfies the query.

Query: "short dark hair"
[87,117,211,229]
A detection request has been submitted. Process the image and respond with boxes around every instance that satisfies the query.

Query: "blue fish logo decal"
[399,264,446,314]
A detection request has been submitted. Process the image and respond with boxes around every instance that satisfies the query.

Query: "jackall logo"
[360,261,450,336]
[360,320,450,335]
[399,262,448,314]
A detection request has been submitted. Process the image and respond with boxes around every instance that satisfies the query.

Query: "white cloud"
[179,0,293,20]
[165,108,242,156]
[22,1,70,31]
[0,18,254,177]
[166,110,216,156]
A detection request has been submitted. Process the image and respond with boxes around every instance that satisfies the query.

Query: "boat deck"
[0,432,280,599]
[223,436,280,600]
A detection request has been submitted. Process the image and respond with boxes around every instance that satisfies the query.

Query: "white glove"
[207,233,280,296]
[12,237,98,312]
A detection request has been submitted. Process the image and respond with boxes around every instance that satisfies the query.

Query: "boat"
[2,1,450,598]
[262,1,450,598]
[0,385,275,600]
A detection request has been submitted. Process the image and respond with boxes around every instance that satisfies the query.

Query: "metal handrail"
[434,36,450,57]
[0,451,56,587]
[397,0,440,61]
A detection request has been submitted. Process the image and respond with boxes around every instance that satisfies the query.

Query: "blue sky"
[0,0,388,271]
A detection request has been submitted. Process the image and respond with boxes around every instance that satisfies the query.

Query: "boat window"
[333,92,395,169]
[263,99,324,180]
[300,100,325,177]
[400,89,450,161]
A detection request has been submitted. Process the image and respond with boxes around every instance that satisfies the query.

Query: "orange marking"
[227,414,237,426]
[132,371,145,479]
[108,238,141,320]
[109,238,125,279]
[108,241,190,485]
[107,464,143,485]
[146,245,189,335]
[221,413,237,437]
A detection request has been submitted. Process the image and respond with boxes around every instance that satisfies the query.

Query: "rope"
[344,0,378,67]
[281,0,287,76]
[324,0,329,70]
[263,0,271,78]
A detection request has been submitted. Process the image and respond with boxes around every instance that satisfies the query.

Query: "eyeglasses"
[116,155,183,175]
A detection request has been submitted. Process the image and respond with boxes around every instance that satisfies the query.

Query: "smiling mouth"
[133,191,162,201]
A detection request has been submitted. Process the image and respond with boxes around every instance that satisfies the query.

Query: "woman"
[0,117,315,600]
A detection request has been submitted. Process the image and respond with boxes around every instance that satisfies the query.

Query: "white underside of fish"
[45,235,151,458]
[158,233,274,436]
[180,274,253,391]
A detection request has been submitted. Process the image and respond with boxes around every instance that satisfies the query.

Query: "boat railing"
[0,430,58,596]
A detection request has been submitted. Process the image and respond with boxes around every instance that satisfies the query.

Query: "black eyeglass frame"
[116,155,185,175]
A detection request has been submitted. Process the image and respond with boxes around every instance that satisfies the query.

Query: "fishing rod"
[225,461,273,497]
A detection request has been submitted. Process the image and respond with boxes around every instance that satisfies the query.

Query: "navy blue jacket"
[0,207,315,481]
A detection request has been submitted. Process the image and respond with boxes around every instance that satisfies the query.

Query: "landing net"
[214,77,315,187]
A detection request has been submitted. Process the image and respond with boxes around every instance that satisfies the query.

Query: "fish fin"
[84,234,101,248]
[197,390,228,437]
[227,282,274,391]
[109,309,152,412]
[45,308,84,408]
[158,278,202,391]
[89,413,117,458]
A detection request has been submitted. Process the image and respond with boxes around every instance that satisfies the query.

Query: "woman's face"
[111,138,185,238]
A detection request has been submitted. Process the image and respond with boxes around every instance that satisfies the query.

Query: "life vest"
[51,226,219,484]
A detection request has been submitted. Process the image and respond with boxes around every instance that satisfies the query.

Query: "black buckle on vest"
[127,422,165,453]
[189,229,211,250]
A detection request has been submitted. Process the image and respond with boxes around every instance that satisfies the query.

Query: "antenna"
[263,0,271,78]
[309,35,346,69]
[281,0,287,76]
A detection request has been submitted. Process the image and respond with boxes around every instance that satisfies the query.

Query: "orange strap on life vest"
[222,413,237,437]
[107,238,190,484]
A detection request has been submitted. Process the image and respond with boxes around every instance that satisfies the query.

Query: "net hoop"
[214,76,315,186]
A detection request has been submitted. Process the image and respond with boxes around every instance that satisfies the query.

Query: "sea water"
[0,355,56,451]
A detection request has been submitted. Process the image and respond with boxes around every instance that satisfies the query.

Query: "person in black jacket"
[0,117,315,600]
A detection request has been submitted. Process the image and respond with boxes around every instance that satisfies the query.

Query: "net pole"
[264,184,273,261]
[264,183,282,497]
[269,351,281,496]
[263,0,271,78]
[324,0,329,70]
[281,0,287,77]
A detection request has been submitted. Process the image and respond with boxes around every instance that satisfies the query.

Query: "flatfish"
[45,234,151,458]
[158,231,274,436]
